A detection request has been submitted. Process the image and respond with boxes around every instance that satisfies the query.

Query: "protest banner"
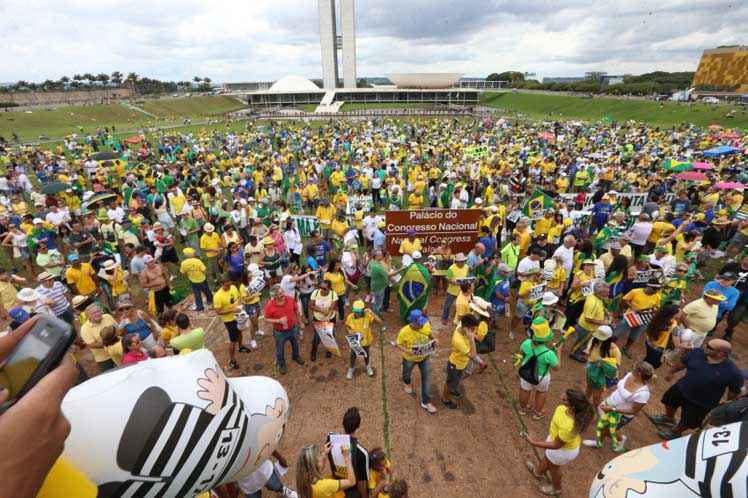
[346,333,367,358]
[346,194,373,215]
[292,215,320,237]
[528,283,546,301]
[385,209,483,255]
[633,270,654,284]
[411,340,437,357]
[464,145,489,159]
[328,433,351,476]
[314,322,341,356]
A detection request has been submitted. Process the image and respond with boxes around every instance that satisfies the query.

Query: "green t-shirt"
[519,339,559,379]
[368,260,389,293]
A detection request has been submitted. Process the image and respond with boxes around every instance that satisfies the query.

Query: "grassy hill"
[0,96,247,141]
[140,96,246,119]
[480,92,748,129]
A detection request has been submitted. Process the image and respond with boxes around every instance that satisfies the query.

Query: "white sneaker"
[346,368,354,380]
[188,304,198,311]
[282,487,298,498]
[366,366,374,377]
[508,331,515,340]
[249,339,258,349]
[420,402,437,414]
[583,439,602,448]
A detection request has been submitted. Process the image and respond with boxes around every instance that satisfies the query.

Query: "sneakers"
[366,366,375,377]
[421,402,437,414]
[282,487,298,498]
[278,364,288,375]
[442,399,458,410]
[346,368,354,380]
[583,439,602,448]
[229,360,239,370]
[249,339,258,349]
[188,304,198,311]
[508,331,515,340]
[612,435,627,453]
[293,357,305,366]
[238,346,251,353]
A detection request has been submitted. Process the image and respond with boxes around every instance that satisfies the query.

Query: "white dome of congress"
[269,75,320,92]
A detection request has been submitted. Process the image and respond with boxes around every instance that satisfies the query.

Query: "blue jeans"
[274,326,301,368]
[613,319,645,345]
[441,293,457,321]
[244,469,284,498]
[402,358,432,403]
[191,281,213,311]
[371,289,385,316]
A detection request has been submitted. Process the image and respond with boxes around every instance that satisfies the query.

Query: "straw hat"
[37,271,54,282]
[703,290,726,302]
[592,325,613,341]
[454,252,467,262]
[16,288,39,302]
[203,223,215,233]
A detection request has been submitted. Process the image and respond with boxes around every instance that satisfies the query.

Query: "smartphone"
[0,315,75,413]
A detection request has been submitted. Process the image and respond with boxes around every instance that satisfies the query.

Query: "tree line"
[486,71,699,96]
[0,73,214,95]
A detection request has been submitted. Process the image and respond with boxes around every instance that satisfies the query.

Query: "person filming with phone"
[0,313,78,497]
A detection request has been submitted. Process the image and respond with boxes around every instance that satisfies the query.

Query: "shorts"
[661,384,711,430]
[520,373,551,393]
[545,444,579,466]
[515,300,529,318]
[243,303,260,317]
[224,320,240,342]
[141,334,158,352]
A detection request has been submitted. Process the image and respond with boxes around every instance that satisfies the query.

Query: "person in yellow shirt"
[407,190,423,209]
[199,223,222,288]
[441,314,479,409]
[98,259,129,301]
[213,275,248,370]
[615,280,662,357]
[398,230,422,257]
[180,247,212,312]
[395,309,438,414]
[296,442,356,498]
[345,300,383,379]
[524,389,594,496]
[570,282,610,361]
[65,254,97,296]
[331,214,349,238]
[316,199,336,234]
[441,252,469,324]
[534,210,555,238]
[513,218,532,257]
[303,181,320,209]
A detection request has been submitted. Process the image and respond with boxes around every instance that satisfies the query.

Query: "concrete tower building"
[318,0,357,90]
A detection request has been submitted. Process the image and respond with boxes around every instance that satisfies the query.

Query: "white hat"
[412,251,422,259]
[33,217,44,224]
[454,252,467,262]
[592,325,613,341]
[248,263,261,274]
[143,254,155,264]
[474,197,483,205]
[103,259,118,270]
[203,223,215,233]
[469,296,491,317]
[541,292,559,306]
[17,288,39,302]
[38,271,54,281]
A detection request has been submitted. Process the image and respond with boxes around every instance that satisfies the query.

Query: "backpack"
[518,347,551,385]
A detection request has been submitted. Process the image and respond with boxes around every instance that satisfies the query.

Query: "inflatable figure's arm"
[196,368,228,416]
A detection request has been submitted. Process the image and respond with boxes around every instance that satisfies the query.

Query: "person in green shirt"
[179,212,201,255]
[367,249,397,316]
[501,233,521,272]
[518,317,560,420]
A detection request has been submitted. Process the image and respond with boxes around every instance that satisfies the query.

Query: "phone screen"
[0,322,61,399]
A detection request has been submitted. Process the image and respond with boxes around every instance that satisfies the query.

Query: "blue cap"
[8,306,29,324]
[407,309,428,326]
[67,253,80,262]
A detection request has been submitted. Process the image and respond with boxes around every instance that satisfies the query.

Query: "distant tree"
[495,71,525,83]
[59,76,70,84]
[82,73,95,86]
[203,77,211,84]
[110,71,123,85]
[72,74,83,82]
[193,76,202,83]
[126,72,138,83]
[97,73,110,86]
[486,73,500,81]
[356,78,372,88]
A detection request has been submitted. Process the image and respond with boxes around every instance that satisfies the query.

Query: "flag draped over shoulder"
[522,189,553,219]
[398,263,431,322]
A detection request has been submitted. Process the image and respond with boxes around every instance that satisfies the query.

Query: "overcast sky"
[1,0,745,83]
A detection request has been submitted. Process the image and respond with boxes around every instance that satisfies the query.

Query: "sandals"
[531,411,545,421]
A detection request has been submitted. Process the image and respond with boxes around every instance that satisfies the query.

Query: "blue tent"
[703,145,742,157]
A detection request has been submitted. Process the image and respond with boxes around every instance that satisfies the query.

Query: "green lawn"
[0,104,154,141]
[340,102,445,111]
[140,96,246,119]
[0,96,247,141]
[480,92,748,129]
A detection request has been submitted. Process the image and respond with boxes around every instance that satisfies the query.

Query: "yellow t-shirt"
[200,233,222,258]
[213,285,240,322]
[399,238,422,255]
[312,478,342,498]
[547,266,567,292]
[569,271,593,304]
[368,460,392,495]
[534,217,553,236]
[105,341,124,366]
[578,294,605,332]
[316,204,336,227]
[448,328,471,370]
[80,314,118,363]
[623,288,661,312]
[0,281,17,311]
[396,322,433,362]
[239,283,261,305]
[345,310,376,346]
[331,219,349,237]
[324,271,346,296]
[546,225,564,245]
[518,280,542,305]
[549,405,581,450]
[446,263,469,296]
[180,257,207,284]
[454,292,472,324]
[65,264,96,296]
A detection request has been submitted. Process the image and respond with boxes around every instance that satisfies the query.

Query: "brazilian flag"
[398,263,431,323]
[474,264,496,299]
[522,189,553,220]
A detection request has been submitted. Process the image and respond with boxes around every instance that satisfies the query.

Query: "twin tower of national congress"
[318,0,357,90]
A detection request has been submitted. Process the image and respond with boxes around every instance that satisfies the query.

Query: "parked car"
[702,96,720,104]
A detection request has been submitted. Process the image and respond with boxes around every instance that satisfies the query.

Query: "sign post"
[384,209,483,256]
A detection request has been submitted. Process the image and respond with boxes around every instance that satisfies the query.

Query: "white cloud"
[0,0,745,83]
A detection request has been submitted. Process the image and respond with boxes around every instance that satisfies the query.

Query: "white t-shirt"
[604,373,650,413]
[238,459,274,494]
[107,206,126,223]
[280,274,296,297]
[628,222,652,246]
[45,209,69,227]
[552,245,574,274]
[517,256,540,276]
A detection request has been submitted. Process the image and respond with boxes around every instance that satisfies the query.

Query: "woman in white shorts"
[524,389,594,496]
[518,317,560,421]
